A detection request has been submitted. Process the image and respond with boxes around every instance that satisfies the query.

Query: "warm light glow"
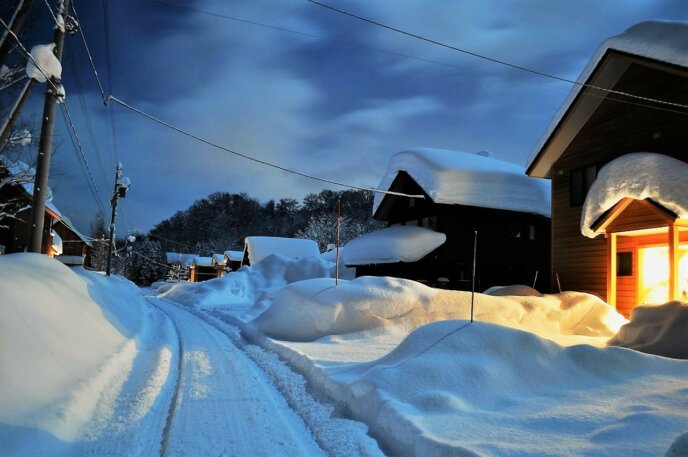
[639,245,688,304]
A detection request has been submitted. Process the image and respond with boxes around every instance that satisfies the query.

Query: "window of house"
[570,164,601,207]
[529,224,536,240]
[507,221,521,238]
[617,252,633,276]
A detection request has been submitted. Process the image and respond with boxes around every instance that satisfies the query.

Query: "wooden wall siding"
[550,60,688,301]
[605,200,675,234]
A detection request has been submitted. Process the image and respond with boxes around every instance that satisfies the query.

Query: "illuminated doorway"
[639,245,688,305]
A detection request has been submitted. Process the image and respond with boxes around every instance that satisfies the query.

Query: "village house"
[345,148,551,291]
[189,256,222,282]
[526,21,688,317]
[0,160,91,263]
[222,249,244,272]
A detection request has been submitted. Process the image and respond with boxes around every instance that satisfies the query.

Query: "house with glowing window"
[526,21,688,317]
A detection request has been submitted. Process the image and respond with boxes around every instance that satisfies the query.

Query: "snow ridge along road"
[148,298,382,457]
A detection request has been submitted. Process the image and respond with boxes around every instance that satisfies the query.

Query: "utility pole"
[0,0,35,66]
[106,163,130,276]
[27,0,70,253]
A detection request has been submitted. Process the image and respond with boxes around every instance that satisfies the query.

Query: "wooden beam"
[607,233,617,307]
[669,224,679,301]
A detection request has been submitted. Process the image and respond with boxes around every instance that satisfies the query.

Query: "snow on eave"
[192,257,214,267]
[342,225,446,266]
[223,250,244,262]
[526,20,688,177]
[580,152,688,238]
[244,236,320,265]
[373,148,550,218]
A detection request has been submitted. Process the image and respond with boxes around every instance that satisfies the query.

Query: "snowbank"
[245,236,320,264]
[253,276,626,344]
[373,148,550,217]
[483,284,541,296]
[581,153,688,237]
[609,302,688,359]
[159,254,336,314]
[26,43,62,82]
[0,253,174,455]
[342,225,446,265]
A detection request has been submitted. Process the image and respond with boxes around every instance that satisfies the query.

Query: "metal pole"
[335,198,341,285]
[471,230,477,323]
[532,270,539,289]
[27,0,70,253]
[106,163,121,276]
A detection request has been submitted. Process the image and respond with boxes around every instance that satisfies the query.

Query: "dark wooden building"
[526,21,688,316]
[350,148,552,291]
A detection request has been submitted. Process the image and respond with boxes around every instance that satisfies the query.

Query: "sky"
[11,0,688,234]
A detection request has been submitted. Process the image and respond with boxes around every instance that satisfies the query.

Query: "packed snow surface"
[373,148,550,217]
[245,236,319,265]
[581,153,688,237]
[609,302,688,359]
[342,225,446,265]
[527,20,688,173]
[25,43,62,83]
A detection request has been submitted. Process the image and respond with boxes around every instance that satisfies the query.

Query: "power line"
[304,0,688,111]
[71,0,107,103]
[103,0,119,163]
[107,95,427,200]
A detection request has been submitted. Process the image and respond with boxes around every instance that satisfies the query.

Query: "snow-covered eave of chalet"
[526,20,688,178]
[373,148,551,219]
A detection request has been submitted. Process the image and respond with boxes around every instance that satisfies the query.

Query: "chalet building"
[526,21,688,316]
[0,160,90,263]
[351,148,551,291]
[189,256,223,282]
[222,250,244,271]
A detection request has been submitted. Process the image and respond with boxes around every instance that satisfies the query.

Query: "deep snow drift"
[0,253,176,456]
[609,302,688,359]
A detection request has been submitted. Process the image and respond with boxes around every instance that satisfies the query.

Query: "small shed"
[243,237,320,266]
[189,256,223,282]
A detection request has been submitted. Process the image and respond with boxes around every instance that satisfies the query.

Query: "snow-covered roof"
[245,237,319,265]
[212,253,226,265]
[374,148,550,217]
[527,21,688,176]
[223,250,244,262]
[581,153,688,238]
[165,252,197,266]
[342,226,446,266]
[193,257,214,267]
[57,216,92,247]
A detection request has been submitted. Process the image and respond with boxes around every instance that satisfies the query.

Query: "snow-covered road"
[149,298,326,456]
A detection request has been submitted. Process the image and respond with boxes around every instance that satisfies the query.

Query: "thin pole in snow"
[335,198,341,286]
[471,230,477,323]
[555,273,562,293]
[532,270,539,289]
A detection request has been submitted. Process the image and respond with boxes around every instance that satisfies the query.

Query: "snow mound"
[26,43,62,82]
[245,236,319,265]
[581,153,688,237]
[0,253,165,451]
[253,276,626,343]
[609,302,688,359]
[327,320,688,456]
[159,253,336,311]
[483,284,541,296]
[373,148,550,217]
[343,225,446,265]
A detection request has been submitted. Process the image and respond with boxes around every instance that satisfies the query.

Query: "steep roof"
[527,21,688,177]
[373,148,550,217]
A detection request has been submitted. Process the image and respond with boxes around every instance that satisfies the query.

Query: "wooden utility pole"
[106,163,121,276]
[0,0,35,66]
[27,0,70,253]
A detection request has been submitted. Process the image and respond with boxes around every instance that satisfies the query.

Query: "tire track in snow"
[157,299,384,457]
[147,297,330,457]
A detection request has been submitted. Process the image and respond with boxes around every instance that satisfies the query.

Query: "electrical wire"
[107,95,426,199]
[103,0,119,163]
[71,0,107,103]
[305,0,688,111]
